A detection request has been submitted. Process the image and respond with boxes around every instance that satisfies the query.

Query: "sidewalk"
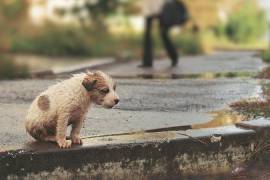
[1,51,270,179]
[96,51,266,78]
[0,78,260,149]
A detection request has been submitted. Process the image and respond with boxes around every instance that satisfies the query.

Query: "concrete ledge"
[54,58,115,75]
[236,118,270,132]
[2,124,269,179]
[31,58,117,79]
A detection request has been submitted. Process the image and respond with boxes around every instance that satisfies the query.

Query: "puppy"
[25,71,119,148]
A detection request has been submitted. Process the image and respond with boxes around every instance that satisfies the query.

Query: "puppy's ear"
[93,71,103,76]
[82,76,97,91]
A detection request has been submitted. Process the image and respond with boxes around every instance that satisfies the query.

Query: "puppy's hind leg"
[44,136,56,142]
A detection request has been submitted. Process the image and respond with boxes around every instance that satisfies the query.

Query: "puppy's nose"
[114,99,119,104]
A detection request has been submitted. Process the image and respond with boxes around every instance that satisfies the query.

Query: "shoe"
[171,59,178,67]
[138,64,152,68]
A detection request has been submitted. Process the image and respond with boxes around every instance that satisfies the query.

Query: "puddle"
[191,81,269,129]
[192,110,247,129]
[135,71,256,80]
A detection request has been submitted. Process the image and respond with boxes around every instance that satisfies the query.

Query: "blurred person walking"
[140,0,189,68]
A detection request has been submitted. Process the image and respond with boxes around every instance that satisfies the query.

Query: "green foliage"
[12,26,91,56]
[0,0,28,20]
[11,24,203,57]
[0,55,29,79]
[0,0,29,52]
[65,0,122,30]
[213,23,226,38]
[261,51,270,63]
[88,33,143,58]
[225,2,267,43]
[174,33,203,55]
[0,0,204,57]
[83,0,119,18]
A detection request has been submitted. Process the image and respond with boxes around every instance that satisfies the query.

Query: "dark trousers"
[142,16,178,67]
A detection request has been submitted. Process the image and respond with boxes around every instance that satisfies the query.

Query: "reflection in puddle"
[192,82,263,129]
[171,71,256,79]
[137,71,256,80]
[192,110,247,129]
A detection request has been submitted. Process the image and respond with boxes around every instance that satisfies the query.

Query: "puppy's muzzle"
[114,98,119,105]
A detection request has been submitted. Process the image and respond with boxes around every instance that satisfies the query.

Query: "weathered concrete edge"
[31,58,119,79]
[2,121,270,179]
[54,58,116,75]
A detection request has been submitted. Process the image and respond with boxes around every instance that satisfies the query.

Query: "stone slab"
[236,118,270,131]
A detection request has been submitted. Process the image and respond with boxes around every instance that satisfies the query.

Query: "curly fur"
[25,71,119,148]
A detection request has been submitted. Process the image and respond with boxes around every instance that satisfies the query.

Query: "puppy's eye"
[113,84,116,90]
[99,88,109,94]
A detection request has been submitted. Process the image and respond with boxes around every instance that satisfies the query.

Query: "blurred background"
[0,0,269,79]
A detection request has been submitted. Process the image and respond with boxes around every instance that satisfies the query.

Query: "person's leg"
[141,16,154,67]
[159,24,179,67]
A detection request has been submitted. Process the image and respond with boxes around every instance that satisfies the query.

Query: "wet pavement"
[13,54,114,73]
[2,51,270,178]
[0,78,262,149]
[98,51,266,78]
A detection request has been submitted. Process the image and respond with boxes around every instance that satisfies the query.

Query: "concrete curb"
[31,63,259,80]
[54,58,115,75]
[1,119,270,179]
[31,58,118,79]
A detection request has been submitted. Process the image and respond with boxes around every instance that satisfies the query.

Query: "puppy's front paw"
[57,139,72,148]
[71,135,83,145]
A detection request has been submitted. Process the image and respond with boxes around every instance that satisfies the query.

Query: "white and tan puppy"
[25,71,119,148]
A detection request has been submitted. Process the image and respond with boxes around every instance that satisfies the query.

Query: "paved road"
[0,78,261,148]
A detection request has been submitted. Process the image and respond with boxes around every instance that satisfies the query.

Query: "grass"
[257,67,270,79]
[174,33,203,55]
[261,50,270,63]
[230,98,270,118]
[230,83,270,118]
[209,32,267,51]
